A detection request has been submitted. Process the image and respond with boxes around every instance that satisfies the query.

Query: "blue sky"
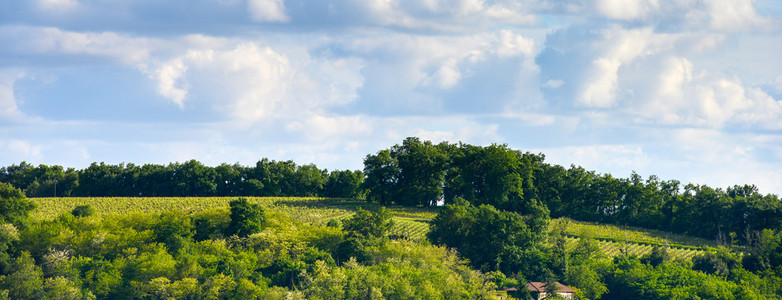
[1,0,781,195]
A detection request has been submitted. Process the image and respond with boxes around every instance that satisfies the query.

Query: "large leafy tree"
[362,149,399,205]
[323,169,364,199]
[393,137,448,206]
[445,144,525,210]
[226,198,266,237]
[428,201,547,274]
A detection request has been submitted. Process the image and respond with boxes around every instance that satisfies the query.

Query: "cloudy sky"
[1,0,781,195]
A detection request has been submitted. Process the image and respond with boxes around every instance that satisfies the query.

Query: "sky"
[1,0,781,195]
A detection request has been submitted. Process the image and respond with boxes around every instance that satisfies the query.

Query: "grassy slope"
[31,197,718,259]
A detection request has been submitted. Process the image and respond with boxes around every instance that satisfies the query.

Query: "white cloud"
[634,56,782,129]
[2,26,154,64]
[361,0,537,31]
[579,58,621,107]
[346,30,538,109]
[0,140,43,163]
[704,0,775,31]
[496,29,535,58]
[541,144,651,171]
[151,58,189,108]
[247,0,290,22]
[0,71,25,122]
[147,40,365,126]
[576,26,676,107]
[594,0,660,21]
[432,58,462,89]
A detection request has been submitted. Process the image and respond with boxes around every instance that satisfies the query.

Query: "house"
[525,282,575,300]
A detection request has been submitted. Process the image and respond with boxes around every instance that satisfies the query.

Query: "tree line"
[0,159,363,199]
[2,137,781,244]
[363,137,781,245]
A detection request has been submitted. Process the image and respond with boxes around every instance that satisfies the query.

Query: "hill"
[31,197,720,260]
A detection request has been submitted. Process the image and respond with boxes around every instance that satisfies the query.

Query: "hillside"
[31,197,719,260]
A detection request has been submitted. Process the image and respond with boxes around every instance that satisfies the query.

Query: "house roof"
[526,282,576,293]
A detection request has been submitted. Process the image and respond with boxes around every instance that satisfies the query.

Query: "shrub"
[71,205,95,218]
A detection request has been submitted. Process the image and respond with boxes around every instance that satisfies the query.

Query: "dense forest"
[2,137,782,299]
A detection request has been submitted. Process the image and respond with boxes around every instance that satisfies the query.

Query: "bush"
[71,205,95,218]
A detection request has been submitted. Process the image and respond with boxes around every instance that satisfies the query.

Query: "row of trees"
[2,137,781,244]
[363,137,782,244]
[0,159,363,199]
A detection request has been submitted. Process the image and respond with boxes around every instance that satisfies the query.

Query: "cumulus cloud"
[151,58,189,108]
[704,0,776,31]
[147,40,364,127]
[627,56,782,129]
[345,29,538,114]
[576,26,676,107]
[1,0,781,195]
[247,0,290,22]
[594,0,660,21]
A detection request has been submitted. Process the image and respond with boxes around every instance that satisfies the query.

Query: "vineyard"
[31,197,713,258]
[562,236,703,260]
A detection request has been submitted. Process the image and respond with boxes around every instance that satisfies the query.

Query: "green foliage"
[152,211,194,254]
[71,205,95,218]
[226,198,265,237]
[342,207,394,239]
[428,201,547,275]
[0,193,780,299]
[565,262,608,300]
[692,247,742,277]
[445,144,526,209]
[42,276,84,300]
[0,252,44,300]
[0,182,35,230]
[640,245,671,267]
[324,170,364,199]
[192,208,230,241]
[604,256,764,300]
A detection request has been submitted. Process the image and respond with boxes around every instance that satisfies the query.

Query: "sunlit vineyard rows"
[562,236,704,260]
[32,197,711,259]
[551,218,719,250]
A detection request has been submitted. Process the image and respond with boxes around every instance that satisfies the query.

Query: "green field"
[31,197,715,258]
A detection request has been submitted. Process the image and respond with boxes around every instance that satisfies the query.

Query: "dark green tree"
[428,201,546,274]
[393,137,447,206]
[226,198,265,237]
[362,149,399,205]
[323,170,364,198]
